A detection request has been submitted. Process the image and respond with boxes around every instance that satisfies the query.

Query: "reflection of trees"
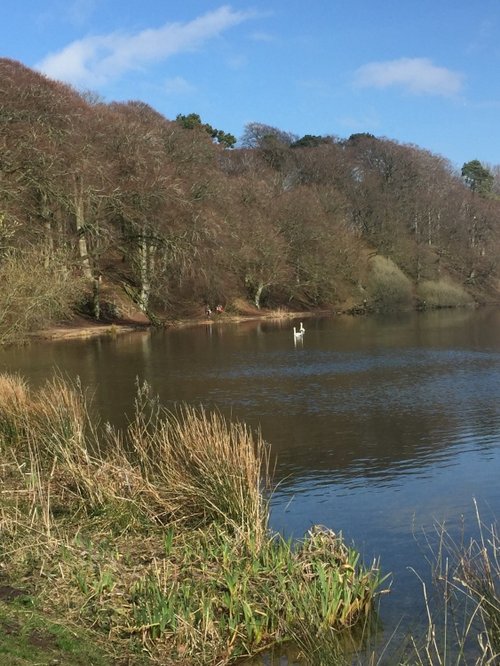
[263,401,498,490]
[243,310,500,487]
[1,305,498,491]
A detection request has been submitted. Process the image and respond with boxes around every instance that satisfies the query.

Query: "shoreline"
[28,300,493,343]
[33,321,150,341]
[32,308,335,342]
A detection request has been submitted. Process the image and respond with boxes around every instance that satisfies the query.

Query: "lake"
[1,306,499,661]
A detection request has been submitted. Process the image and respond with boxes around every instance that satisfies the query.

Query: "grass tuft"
[0,373,385,665]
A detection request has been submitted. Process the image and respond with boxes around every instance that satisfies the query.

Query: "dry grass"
[118,384,271,541]
[417,279,473,308]
[403,501,499,665]
[0,374,268,536]
[0,373,385,665]
[367,255,413,311]
[0,246,86,346]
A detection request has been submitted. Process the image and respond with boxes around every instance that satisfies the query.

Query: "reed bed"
[0,373,385,665]
[403,502,500,665]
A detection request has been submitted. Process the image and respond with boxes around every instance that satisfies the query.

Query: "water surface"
[1,307,499,657]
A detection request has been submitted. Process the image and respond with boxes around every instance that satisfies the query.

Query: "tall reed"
[0,373,385,665]
[404,501,499,665]
[121,381,270,541]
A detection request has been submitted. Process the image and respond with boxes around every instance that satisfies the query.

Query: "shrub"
[0,246,86,345]
[366,255,413,311]
[417,279,473,308]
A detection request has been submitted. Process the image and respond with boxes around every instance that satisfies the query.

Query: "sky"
[2,0,500,169]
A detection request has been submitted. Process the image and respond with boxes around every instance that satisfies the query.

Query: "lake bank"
[30,307,334,342]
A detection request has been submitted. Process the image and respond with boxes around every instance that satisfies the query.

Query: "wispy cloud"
[35,5,255,87]
[227,54,248,69]
[466,19,497,55]
[249,31,274,42]
[163,76,195,95]
[297,78,333,97]
[354,57,464,97]
[337,112,381,132]
[66,0,98,27]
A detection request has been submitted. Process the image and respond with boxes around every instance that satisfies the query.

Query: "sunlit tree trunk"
[92,275,101,319]
[137,229,151,312]
[254,282,265,309]
[73,176,92,280]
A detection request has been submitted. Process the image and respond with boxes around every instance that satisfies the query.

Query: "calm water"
[1,307,499,658]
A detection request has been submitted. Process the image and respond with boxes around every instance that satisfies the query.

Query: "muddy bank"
[32,308,335,342]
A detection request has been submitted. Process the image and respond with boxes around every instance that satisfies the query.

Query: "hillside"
[1,58,499,343]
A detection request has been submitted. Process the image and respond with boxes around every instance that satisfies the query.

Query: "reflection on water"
[1,307,499,657]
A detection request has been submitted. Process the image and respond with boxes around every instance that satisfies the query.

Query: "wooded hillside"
[1,58,499,342]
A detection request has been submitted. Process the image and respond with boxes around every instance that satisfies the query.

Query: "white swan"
[299,322,305,333]
[293,326,304,340]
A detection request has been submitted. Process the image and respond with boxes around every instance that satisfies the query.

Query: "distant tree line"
[0,58,499,341]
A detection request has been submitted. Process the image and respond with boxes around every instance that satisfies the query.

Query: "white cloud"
[354,57,463,97]
[35,5,254,87]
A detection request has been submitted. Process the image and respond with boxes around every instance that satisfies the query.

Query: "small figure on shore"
[216,304,224,314]
[205,305,212,318]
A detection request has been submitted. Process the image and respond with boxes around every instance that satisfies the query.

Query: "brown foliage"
[1,58,500,336]
[0,246,86,345]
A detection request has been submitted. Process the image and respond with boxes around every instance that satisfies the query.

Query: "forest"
[1,57,499,343]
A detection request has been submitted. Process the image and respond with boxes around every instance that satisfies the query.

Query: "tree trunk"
[39,192,54,268]
[254,283,264,309]
[138,231,150,312]
[470,215,477,249]
[92,275,101,319]
[74,177,92,280]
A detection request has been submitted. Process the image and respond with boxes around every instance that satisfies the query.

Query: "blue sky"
[3,0,500,168]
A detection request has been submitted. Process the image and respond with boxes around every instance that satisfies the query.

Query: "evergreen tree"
[461,159,493,196]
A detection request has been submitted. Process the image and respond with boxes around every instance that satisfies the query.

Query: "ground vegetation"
[0,373,386,665]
